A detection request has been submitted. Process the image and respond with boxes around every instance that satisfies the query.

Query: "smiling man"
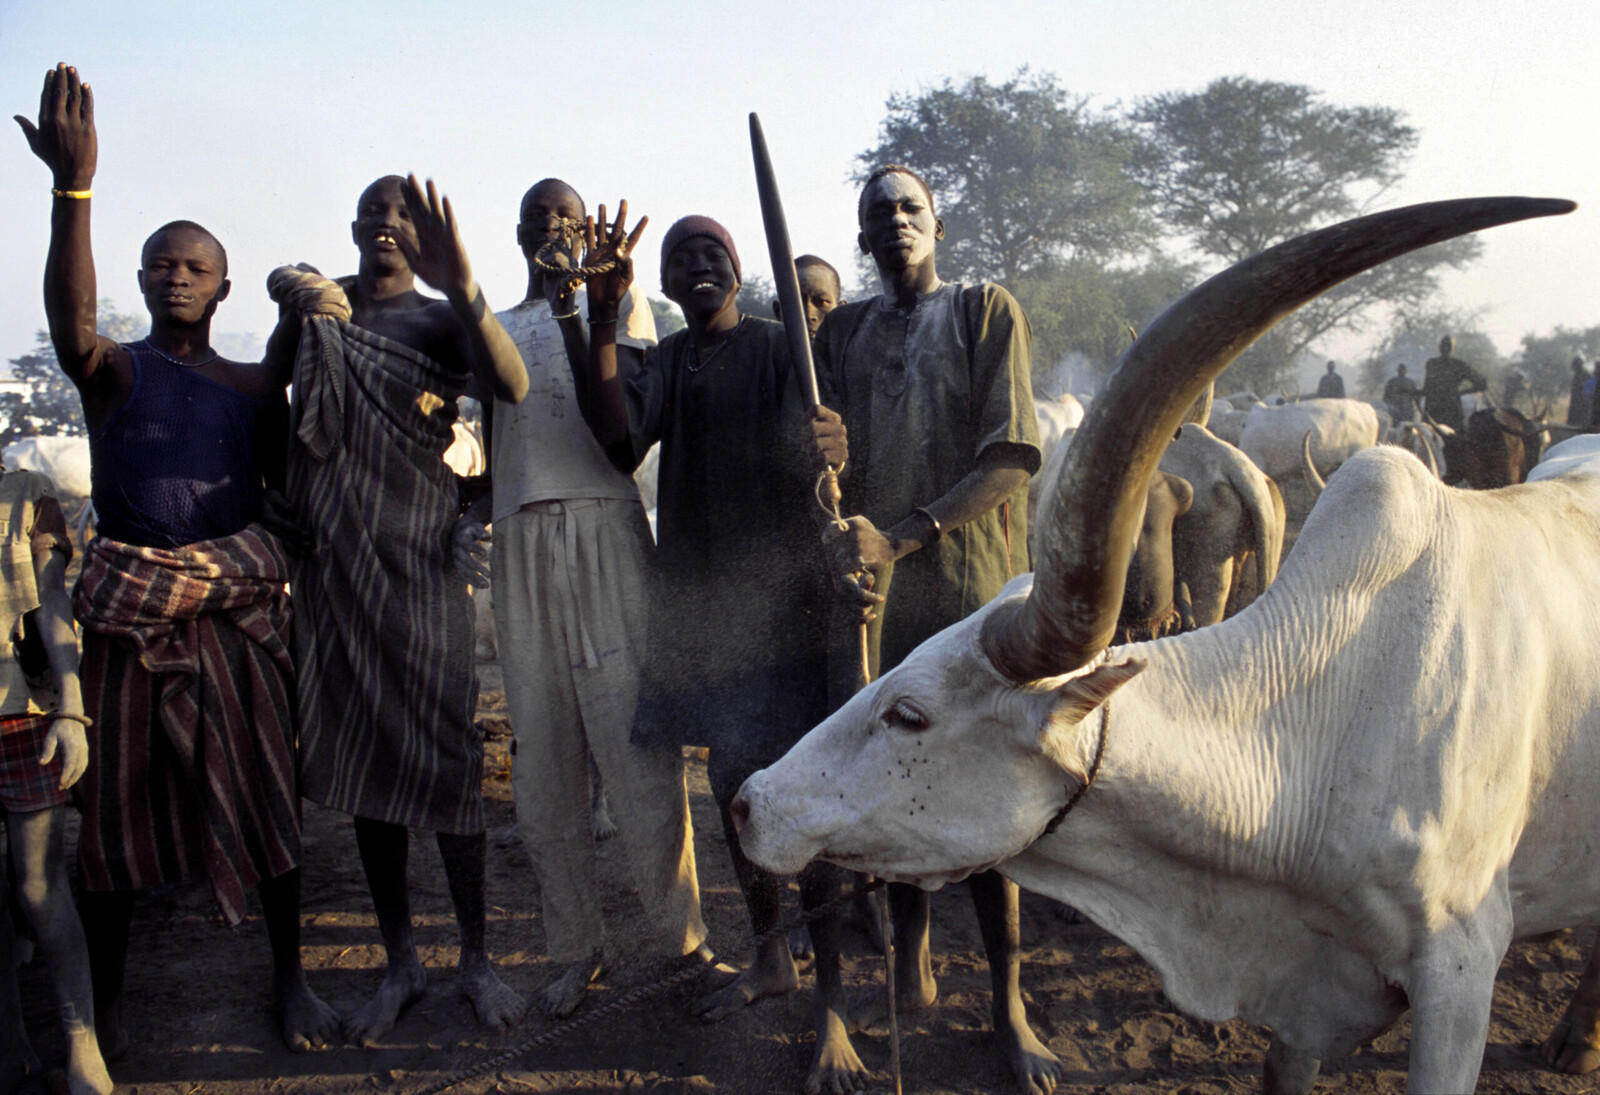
[15,62,338,1059]
[804,164,1054,1094]
[580,213,864,1092]
[268,173,528,1044]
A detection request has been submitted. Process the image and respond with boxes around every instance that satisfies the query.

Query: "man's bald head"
[359,174,408,212]
[143,221,228,277]
[520,179,585,223]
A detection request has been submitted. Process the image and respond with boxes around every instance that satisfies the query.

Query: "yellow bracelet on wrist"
[51,187,92,199]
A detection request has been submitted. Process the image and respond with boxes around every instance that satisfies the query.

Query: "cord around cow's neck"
[1040,698,1110,839]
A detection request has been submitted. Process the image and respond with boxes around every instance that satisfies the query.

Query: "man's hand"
[806,405,848,471]
[822,516,893,607]
[15,63,97,189]
[399,174,474,299]
[452,518,492,589]
[259,489,314,557]
[583,201,649,318]
[40,716,88,790]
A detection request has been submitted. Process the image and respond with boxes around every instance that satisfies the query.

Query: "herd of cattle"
[736,197,1600,1093]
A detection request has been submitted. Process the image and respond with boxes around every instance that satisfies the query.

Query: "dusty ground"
[12,658,1600,1095]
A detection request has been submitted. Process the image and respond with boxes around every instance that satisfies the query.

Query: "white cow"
[734,197,1584,1093]
[1240,397,1379,480]
[3,435,92,497]
[1384,420,1447,479]
[1027,395,1085,525]
[1528,431,1600,482]
[1205,401,1253,446]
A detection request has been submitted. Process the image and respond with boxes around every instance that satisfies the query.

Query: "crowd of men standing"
[3,62,1064,1095]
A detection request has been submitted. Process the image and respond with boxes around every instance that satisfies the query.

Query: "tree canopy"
[1131,76,1481,394]
[856,69,1152,285]
[851,71,1493,398]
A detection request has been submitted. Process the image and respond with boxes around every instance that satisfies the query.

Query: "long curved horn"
[982,196,1575,682]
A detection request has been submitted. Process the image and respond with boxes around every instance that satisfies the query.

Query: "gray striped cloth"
[275,267,482,833]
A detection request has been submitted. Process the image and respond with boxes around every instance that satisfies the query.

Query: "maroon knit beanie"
[659,215,742,289]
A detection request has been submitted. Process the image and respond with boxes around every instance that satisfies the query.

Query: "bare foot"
[542,954,603,1019]
[460,960,524,1029]
[344,961,426,1046]
[64,1026,113,1095]
[997,1020,1062,1095]
[274,973,341,1051]
[848,972,937,1033]
[805,1011,869,1094]
[1544,1005,1600,1073]
[787,926,814,961]
[692,940,798,1022]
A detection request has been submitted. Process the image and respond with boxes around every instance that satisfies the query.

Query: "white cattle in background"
[1206,401,1254,446]
[1026,395,1086,525]
[1528,431,1600,482]
[1240,397,1379,480]
[4,435,92,497]
[1384,420,1448,479]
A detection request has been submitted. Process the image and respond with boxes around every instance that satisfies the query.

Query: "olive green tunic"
[815,282,1040,675]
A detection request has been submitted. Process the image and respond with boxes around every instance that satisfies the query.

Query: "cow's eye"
[882,701,929,731]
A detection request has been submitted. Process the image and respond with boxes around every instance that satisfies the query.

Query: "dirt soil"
[14,659,1600,1095]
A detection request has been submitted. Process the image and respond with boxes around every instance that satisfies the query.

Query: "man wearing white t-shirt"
[467,179,709,1018]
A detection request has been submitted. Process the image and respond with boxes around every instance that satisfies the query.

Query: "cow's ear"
[1035,657,1145,760]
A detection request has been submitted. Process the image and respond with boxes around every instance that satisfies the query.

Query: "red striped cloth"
[73,526,299,924]
[0,713,68,812]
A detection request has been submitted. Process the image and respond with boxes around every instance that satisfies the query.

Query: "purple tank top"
[89,342,264,548]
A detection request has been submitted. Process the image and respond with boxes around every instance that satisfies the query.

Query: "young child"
[579,212,865,1093]
[0,469,112,1095]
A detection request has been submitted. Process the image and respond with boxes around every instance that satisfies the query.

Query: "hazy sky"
[4,0,1596,372]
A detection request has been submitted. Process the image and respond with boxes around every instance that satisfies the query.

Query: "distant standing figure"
[1569,356,1591,427]
[1317,360,1345,399]
[1422,334,1486,434]
[1503,369,1528,413]
[1384,363,1421,422]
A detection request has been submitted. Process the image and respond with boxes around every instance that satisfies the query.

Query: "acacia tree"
[856,68,1152,285]
[7,299,147,437]
[1132,77,1481,394]
[1514,324,1600,411]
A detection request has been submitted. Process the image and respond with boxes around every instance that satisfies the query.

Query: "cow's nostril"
[730,794,751,836]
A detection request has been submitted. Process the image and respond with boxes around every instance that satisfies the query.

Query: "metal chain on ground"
[410,877,890,1095]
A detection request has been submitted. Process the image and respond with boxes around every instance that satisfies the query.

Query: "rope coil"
[530,217,619,295]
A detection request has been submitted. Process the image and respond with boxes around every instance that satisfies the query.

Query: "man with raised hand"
[16,62,337,1057]
[806,164,1058,1095]
[463,178,708,1019]
[267,172,528,1044]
